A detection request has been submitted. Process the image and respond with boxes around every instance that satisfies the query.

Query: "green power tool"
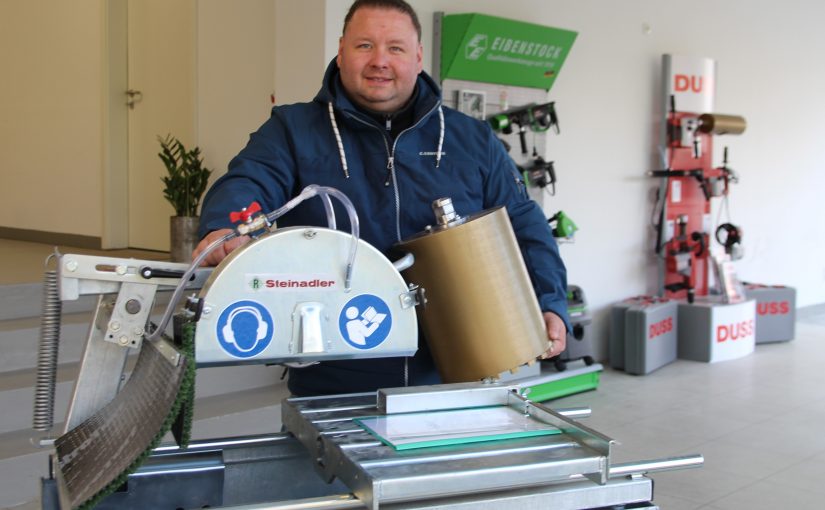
[548,210,578,239]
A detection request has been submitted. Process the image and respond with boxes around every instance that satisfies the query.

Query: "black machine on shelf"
[547,285,595,372]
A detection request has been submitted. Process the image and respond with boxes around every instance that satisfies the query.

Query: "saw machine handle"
[392,252,415,272]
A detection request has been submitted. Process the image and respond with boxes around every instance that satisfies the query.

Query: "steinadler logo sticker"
[246,274,336,291]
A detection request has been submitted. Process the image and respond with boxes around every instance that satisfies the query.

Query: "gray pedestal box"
[743,283,796,343]
[609,299,636,370]
[677,298,756,363]
[610,296,678,375]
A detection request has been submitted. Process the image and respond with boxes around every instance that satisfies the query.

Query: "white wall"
[0,1,278,243]
[198,0,278,188]
[1,1,821,358]
[274,0,328,106]
[322,0,825,359]
[0,1,105,237]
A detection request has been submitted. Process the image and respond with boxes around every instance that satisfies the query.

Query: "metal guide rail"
[43,398,702,510]
[37,199,704,510]
[281,384,703,510]
[42,392,701,510]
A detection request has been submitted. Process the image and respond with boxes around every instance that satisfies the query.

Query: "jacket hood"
[314,58,442,122]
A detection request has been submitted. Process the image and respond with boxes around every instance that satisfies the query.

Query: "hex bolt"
[118,336,130,346]
[65,260,78,272]
[110,321,121,331]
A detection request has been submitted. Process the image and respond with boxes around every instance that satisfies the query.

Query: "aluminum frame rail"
[42,414,701,509]
[282,384,621,510]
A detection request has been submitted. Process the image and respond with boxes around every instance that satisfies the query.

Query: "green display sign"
[441,13,578,90]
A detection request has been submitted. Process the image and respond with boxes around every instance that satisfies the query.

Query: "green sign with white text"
[441,13,578,90]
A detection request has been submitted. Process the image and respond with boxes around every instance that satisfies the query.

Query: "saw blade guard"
[194,190,419,365]
[195,227,418,365]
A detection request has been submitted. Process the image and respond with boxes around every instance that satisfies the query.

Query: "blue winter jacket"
[199,60,569,396]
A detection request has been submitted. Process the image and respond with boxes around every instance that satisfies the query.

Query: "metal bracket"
[105,282,157,349]
[64,295,130,431]
[507,391,614,485]
[59,254,210,300]
[58,254,210,430]
[399,284,426,309]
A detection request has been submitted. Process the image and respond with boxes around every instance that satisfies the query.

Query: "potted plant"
[158,134,212,262]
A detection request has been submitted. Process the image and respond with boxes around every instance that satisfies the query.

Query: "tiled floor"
[552,315,825,509]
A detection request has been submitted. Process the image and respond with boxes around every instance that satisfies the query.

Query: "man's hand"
[541,311,567,359]
[192,228,251,267]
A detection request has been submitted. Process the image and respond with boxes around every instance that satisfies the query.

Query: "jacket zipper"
[341,102,441,386]
[343,101,440,243]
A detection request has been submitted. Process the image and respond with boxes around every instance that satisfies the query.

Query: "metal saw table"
[43,383,701,510]
[35,192,702,509]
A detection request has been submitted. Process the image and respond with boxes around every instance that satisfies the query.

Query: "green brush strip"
[77,335,196,510]
[176,321,197,448]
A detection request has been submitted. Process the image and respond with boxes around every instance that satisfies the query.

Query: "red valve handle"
[229,201,262,223]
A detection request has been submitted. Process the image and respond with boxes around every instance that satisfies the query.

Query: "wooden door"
[126,0,196,251]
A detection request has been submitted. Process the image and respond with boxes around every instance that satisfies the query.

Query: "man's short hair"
[343,0,422,41]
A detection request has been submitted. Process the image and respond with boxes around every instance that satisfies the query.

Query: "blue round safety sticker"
[216,300,274,358]
[338,294,392,350]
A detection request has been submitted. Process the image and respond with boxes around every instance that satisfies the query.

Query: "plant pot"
[170,216,200,263]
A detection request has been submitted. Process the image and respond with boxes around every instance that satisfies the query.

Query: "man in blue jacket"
[194,0,569,396]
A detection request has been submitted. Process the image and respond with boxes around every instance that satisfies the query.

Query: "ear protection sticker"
[216,300,273,358]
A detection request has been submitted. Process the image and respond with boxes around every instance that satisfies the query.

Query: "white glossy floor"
[553,312,825,509]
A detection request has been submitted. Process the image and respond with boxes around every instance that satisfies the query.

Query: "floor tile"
[707,479,822,510]
[715,415,825,458]
[652,465,756,505]
[764,456,825,496]
[679,436,801,479]
[634,408,752,441]
[651,492,705,510]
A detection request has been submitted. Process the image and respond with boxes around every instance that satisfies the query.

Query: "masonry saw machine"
[34,185,702,509]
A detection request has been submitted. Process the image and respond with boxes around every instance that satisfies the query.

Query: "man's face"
[337,7,423,113]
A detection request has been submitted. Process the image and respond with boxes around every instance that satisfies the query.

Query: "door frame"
[102,0,129,249]
[102,0,196,250]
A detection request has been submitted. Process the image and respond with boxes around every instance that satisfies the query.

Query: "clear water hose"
[146,230,237,342]
[320,193,336,231]
[146,185,360,341]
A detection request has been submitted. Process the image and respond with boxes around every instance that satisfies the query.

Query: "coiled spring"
[32,256,62,431]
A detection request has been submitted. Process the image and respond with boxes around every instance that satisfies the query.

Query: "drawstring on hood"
[436,106,444,168]
[317,59,446,180]
[328,102,444,178]
[327,102,350,179]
